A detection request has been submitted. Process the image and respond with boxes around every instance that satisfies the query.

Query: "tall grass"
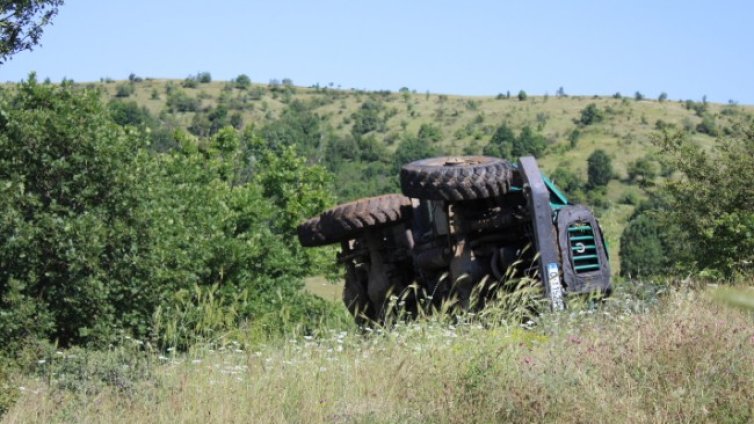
[4,284,753,423]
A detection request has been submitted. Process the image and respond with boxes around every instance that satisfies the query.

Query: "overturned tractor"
[298,156,611,324]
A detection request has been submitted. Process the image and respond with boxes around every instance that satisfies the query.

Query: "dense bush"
[483,123,546,159]
[578,103,604,126]
[0,77,337,354]
[586,149,613,188]
[351,100,386,136]
[654,128,754,277]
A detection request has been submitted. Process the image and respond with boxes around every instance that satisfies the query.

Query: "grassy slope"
[93,79,753,276]
[5,287,754,423]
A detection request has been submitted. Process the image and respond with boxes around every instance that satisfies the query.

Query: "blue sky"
[2,0,752,104]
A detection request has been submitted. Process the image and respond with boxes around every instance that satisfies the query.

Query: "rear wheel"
[400,156,513,201]
[297,194,412,247]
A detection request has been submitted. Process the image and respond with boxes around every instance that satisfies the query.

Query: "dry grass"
[4,285,753,423]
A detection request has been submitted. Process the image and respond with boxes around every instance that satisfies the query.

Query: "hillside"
[63,77,754,272]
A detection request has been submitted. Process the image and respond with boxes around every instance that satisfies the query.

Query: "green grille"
[568,223,601,273]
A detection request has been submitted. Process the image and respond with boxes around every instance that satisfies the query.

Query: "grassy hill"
[80,78,754,273]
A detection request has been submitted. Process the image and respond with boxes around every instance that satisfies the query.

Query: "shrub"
[627,157,657,187]
[578,103,604,126]
[0,77,337,353]
[235,74,251,89]
[483,123,546,159]
[517,90,527,101]
[166,90,200,112]
[587,149,612,188]
[115,82,134,98]
[655,128,754,277]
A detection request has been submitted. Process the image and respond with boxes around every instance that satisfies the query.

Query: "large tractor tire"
[400,156,513,201]
[296,194,412,247]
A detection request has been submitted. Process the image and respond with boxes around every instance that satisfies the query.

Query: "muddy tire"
[400,156,513,201]
[296,217,331,247]
[296,194,412,247]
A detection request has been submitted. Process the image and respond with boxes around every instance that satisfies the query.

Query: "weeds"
[3,282,753,423]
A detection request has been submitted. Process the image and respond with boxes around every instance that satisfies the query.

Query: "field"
[3,284,753,423]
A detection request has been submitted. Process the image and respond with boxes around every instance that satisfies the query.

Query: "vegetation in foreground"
[2,284,753,423]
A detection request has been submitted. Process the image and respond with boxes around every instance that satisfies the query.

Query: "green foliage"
[235,74,251,89]
[196,72,212,83]
[550,166,584,201]
[0,77,338,354]
[188,104,237,137]
[655,128,754,277]
[261,100,324,160]
[417,123,443,143]
[0,76,157,346]
[0,0,63,63]
[108,99,153,127]
[483,123,546,159]
[578,103,604,126]
[658,92,668,102]
[626,156,657,187]
[517,90,527,101]
[166,89,200,112]
[620,213,670,277]
[619,195,689,277]
[696,113,719,136]
[351,100,386,136]
[394,133,440,173]
[114,82,135,98]
[586,149,613,188]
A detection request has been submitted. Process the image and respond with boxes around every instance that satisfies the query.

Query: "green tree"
[0,76,157,345]
[483,123,546,159]
[620,213,670,277]
[696,113,718,136]
[483,122,516,158]
[261,100,324,160]
[235,74,251,89]
[517,90,528,101]
[0,0,63,63]
[654,128,754,277]
[394,134,439,173]
[658,92,668,102]
[351,100,386,136]
[108,100,153,127]
[417,123,442,143]
[587,149,613,188]
[512,125,547,157]
[578,103,604,126]
[627,157,657,187]
[0,76,339,352]
[197,71,212,83]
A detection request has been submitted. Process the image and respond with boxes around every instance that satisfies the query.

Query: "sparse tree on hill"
[235,74,251,89]
[197,72,212,83]
[587,149,613,188]
[658,92,668,102]
[517,90,528,101]
[578,103,604,126]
